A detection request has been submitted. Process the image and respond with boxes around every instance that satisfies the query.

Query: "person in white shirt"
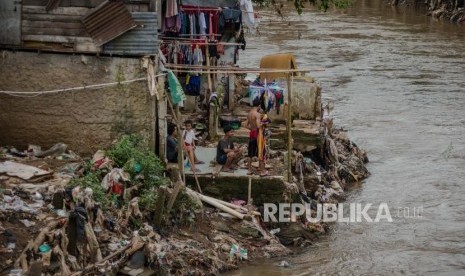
[183,120,204,172]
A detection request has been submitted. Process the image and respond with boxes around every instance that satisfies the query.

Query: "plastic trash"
[56,209,68,217]
[270,228,281,235]
[7,243,16,251]
[278,260,290,267]
[39,243,51,253]
[229,244,248,261]
[32,192,43,201]
[8,269,23,276]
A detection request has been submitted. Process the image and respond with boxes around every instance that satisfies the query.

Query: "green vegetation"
[68,134,200,226]
[69,134,166,210]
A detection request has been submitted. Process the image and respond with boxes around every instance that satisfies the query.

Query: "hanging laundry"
[199,12,207,39]
[209,40,219,59]
[167,70,186,106]
[185,74,201,96]
[166,0,178,17]
[193,45,204,65]
[218,8,242,33]
[237,28,246,50]
[240,0,256,33]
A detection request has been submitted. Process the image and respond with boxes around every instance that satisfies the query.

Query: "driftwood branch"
[70,243,133,276]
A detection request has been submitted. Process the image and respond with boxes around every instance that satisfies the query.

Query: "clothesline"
[160,40,244,46]
[164,68,324,75]
[177,34,222,37]
[164,64,326,73]
[0,75,165,97]
[159,35,222,41]
[180,7,220,11]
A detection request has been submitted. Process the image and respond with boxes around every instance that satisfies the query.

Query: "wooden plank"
[22,0,106,8]
[74,40,100,52]
[22,0,49,5]
[22,26,86,36]
[70,0,106,7]
[22,13,82,22]
[23,20,83,29]
[22,34,92,43]
[23,39,100,53]
[125,4,149,12]
[22,5,91,16]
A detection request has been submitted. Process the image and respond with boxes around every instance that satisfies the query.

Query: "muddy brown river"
[233,0,465,274]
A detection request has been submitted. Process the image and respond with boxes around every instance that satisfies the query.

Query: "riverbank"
[390,0,465,22]
[0,118,368,275]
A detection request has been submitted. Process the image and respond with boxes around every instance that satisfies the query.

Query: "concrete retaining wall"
[0,51,154,155]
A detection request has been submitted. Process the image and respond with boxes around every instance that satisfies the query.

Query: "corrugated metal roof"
[103,12,158,56]
[82,0,136,46]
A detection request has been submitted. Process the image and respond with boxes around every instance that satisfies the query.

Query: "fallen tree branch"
[70,243,133,276]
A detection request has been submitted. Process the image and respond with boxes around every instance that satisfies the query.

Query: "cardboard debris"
[0,161,51,180]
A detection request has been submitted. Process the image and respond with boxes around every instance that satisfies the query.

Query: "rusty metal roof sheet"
[82,0,136,46]
[103,12,158,56]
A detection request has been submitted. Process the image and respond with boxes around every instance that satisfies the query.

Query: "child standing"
[183,120,204,172]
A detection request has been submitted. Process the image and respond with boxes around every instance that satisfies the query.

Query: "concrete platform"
[166,146,287,205]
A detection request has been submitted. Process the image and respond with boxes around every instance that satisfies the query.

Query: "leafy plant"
[107,134,165,190]
[68,168,110,208]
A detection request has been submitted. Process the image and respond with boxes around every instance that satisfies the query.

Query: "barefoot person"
[246,100,261,174]
[257,114,271,177]
[166,123,178,163]
[217,126,240,172]
[183,120,203,172]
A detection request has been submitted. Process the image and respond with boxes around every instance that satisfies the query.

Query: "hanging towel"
[240,0,256,33]
[166,0,178,17]
[199,12,207,39]
[168,70,186,106]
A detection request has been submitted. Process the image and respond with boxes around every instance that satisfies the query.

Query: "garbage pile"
[269,126,370,246]
[0,136,291,275]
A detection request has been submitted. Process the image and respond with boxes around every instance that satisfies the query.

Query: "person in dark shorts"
[216,126,240,172]
[166,123,178,163]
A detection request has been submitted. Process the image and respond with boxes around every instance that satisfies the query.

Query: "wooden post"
[209,103,216,139]
[167,179,185,211]
[286,73,293,182]
[175,105,185,183]
[247,176,252,204]
[151,94,157,153]
[157,98,167,161]
[205,39,218,139]
[205,39,213,97]
[228,74,235,110]
[166,96,185,183]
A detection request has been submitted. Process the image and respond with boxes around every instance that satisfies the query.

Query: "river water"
[233,1,465,275]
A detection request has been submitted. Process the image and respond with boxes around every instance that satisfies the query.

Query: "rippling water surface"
[232,1,465,274]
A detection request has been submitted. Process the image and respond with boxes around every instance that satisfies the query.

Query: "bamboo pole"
[164,64,325,73]
[166,95,185,182]
[175,105,185,184]
[201,193,260,216]
[248,177,252,204]
[166,95,203,192]
[197,193,245,219]
[287,72,293,182]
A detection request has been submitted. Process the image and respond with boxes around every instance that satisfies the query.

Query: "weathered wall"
[0,51,154,155]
